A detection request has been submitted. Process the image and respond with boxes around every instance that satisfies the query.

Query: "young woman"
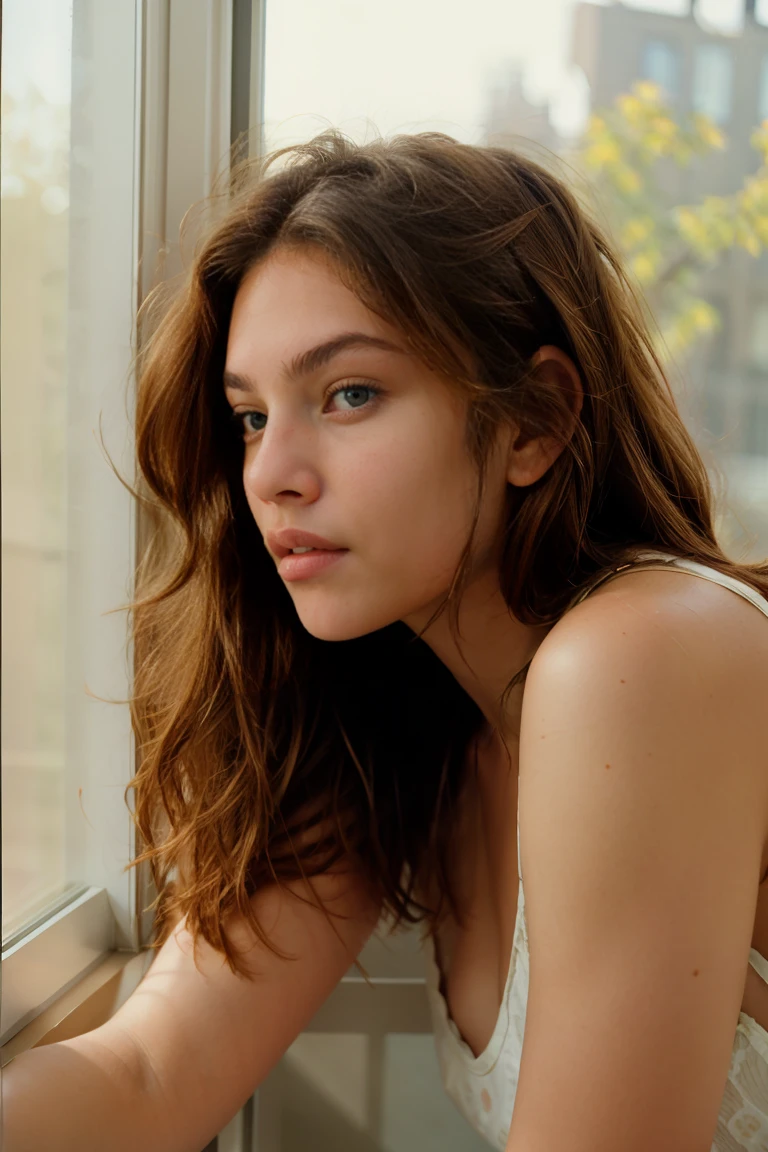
[6,130,767,1152]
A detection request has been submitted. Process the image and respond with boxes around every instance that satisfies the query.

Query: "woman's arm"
[3,865,381,1152]
[506,584,768,1152]
[2,1028,158,1152]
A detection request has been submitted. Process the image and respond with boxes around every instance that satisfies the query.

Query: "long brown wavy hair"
[125,128,768,979]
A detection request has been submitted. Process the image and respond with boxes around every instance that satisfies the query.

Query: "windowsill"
[0,948,154,1068]
[0,923,435,1069]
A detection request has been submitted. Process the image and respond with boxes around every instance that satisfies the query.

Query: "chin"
[290,596,402,643]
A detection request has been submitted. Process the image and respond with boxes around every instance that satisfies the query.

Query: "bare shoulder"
[509,567,768,1149]
[526,564,768,868]
[550,561,768,655]
[533,562,768,725]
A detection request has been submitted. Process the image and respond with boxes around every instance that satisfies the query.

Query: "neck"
[403,567,554,748]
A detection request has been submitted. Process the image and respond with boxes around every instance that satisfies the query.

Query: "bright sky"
[264,0,598,145]
[264,0,767,146]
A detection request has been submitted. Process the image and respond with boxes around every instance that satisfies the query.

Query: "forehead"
[224,244,476,391]
[225,247,416,389]
[229,247,384,338]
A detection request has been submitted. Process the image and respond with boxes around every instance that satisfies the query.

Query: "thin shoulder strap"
[570,551,768,618]
[649,555,768,617]
[567,550,677,610]
[749,948,768,986]
[516,788,523,883]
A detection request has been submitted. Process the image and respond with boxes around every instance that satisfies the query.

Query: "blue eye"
[228,380,382,441]
[226,410,265,435]
[328,383,378,410]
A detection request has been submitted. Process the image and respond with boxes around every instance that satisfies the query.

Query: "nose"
[242,416,322,508]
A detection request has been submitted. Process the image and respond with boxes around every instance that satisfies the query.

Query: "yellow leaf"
[615,165,642,193]
[631,252,658,283]
[634,80,662,105]
[588,139,621,167]
[689,301,718,331]
[694,114,726,150]
[621,216,654,248]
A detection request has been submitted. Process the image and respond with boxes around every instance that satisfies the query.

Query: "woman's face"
[224,245,514,641]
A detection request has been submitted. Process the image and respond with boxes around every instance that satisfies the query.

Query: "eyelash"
[228,380,383,440]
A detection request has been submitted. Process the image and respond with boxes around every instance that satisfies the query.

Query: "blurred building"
[483,63,566,156]
[572,0,768,551]
[483,1,768,554]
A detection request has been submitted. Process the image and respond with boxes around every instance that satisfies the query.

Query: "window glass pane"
[1,0,74,939]
[742,389,768,455]
[248,0,768,1141]
[693,43,733,124]
[749,301,768,369]
[642,38,681,101]
[759,54,768,121]
[1,0,137,952]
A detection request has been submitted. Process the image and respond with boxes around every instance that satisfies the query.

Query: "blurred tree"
[575,80,768,362]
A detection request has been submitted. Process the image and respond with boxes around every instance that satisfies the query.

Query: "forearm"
[2,1032,170,1152]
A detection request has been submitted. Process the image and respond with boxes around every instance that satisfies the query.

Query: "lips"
[278,547,349,582]
[265,528,348,561]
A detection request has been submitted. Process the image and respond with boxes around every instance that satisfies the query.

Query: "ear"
[505,345,584,488]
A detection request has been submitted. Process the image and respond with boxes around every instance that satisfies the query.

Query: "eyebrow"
[223,331,408,395]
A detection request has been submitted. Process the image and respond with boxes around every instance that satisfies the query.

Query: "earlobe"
[505,429,565,488]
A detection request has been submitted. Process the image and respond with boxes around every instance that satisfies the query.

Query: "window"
[742,391,768,455]
[253,0,768,1137]
[692,42,733,124]
[760,54,768,122]
[1,0,74,940]
[1,0,139,1045]
[1,0,237,1055]
[749,300,768,369]
[642,39,681,102]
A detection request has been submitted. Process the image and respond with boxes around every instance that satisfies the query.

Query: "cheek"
[352,425,479,584]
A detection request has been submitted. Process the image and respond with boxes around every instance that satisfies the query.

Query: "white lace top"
[422,552,768,1152]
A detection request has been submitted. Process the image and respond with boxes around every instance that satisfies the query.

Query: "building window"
[642,39,681,102]
[748,301,768,370]
[759,55,768,122]
[692,43,733,124]
[741,391,768,455]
